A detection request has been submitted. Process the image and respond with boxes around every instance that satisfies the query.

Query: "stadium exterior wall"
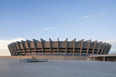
[8,38,111,56]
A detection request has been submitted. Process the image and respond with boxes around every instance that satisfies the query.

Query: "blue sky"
[0,0,116,55]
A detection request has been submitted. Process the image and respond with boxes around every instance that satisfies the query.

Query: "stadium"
[8,38,111,56]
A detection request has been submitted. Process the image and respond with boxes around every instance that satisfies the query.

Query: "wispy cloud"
[106,40,116,54]
[44,27,54,31]
[0,38,25,56]
[82,15,94,19]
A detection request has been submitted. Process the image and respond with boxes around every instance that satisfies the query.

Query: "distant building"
[8,38,111,56]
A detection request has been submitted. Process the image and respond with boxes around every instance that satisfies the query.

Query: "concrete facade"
[8,38,111,56]
[89,54,116,62]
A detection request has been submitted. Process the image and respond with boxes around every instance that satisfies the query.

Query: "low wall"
[0,56,88,60]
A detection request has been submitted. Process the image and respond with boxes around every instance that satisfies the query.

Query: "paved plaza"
[0,60,116,77]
